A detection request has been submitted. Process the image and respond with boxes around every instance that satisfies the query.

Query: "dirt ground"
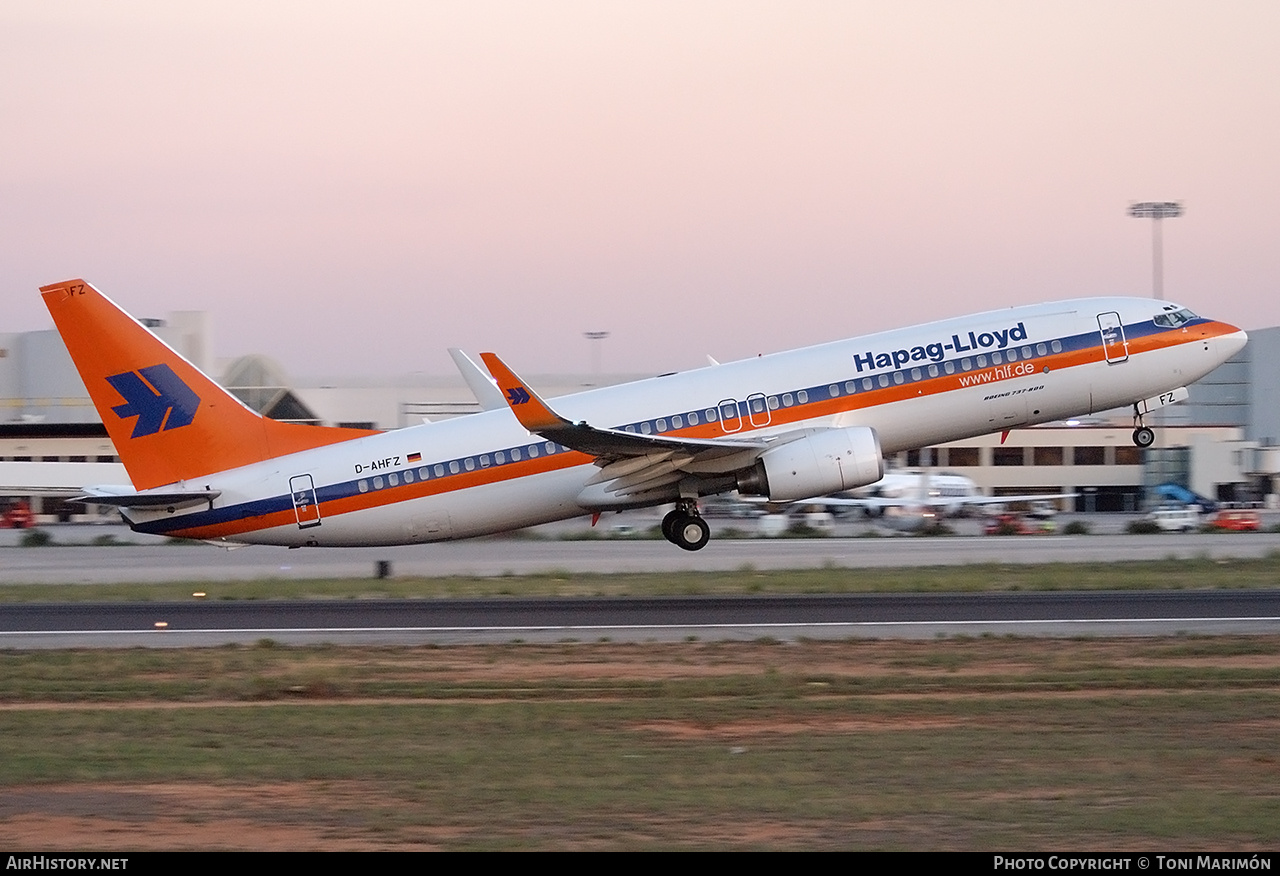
[4,637,1279,850]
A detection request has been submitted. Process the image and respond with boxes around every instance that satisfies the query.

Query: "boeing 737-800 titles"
[41,280,1245,551]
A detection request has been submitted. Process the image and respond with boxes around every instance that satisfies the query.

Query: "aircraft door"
[1097,312,1129,363]
[289,474,322,529]
[717,398,743,433]
[746,393,771,428]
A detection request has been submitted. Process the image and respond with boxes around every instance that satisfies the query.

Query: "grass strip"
[1,555,1279,603]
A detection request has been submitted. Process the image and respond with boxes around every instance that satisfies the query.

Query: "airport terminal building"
[3,311,1277,522]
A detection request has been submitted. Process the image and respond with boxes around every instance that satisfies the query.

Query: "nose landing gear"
[1132,403,1155,448]
[661,500,710,551]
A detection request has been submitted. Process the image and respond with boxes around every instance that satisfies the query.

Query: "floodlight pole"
[1127,201,1183,300]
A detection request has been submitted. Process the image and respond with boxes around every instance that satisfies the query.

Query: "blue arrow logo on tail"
[506,386,531,406]
[106,364,202,438]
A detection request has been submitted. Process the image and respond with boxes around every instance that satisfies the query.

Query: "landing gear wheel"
[1133,426,1155,448]
[661,509,683,544]
[671,515,710,552]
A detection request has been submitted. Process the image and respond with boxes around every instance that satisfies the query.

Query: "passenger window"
[641,422,652,434]
[528,445,539,458]
[829,384,840,397]
[464,458,475,471]
[991,352,1002,365]
[863,378,873,391]
[1022,346,1032,358]
[418,467,428,479]
[495,452,505,465]
[1037,343,1048,356]
[545,443,556,454]
[928,364,938,377]
[911,368,921,381]
[672,414,683,429]
[797,390,808,404]
[448,461,460,474]
[893,372,904,385]
[782,393,793,407]
[1051,340,1062,353]
[511,448,522,461]
[1006,348,1017,361]
[358,479,369,493]
[374,476,384,489]
[656,419,667,432]
[389,473,399,486]
[689,412,699,426]
[434,464,444,477]
[845,381,856,393]
[878,374,889,388]
[962,358,972,371]
[944,362,955,374]
[705,409,717,421]
[976,355,988,368]
[480,455,490,467]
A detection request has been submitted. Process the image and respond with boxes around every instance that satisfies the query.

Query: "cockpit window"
[1153,307,1198,328]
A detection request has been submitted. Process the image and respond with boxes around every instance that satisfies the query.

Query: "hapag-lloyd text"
[854,322,1029,372]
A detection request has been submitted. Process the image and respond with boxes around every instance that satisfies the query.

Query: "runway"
[4,589,1280,648]
[3,529,1280,584]
[5,528,1280,647]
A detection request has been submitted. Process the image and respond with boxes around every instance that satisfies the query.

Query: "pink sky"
[3,1,1278,378]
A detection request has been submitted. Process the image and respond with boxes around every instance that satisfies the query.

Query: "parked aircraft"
[843,469,1073,514]
[813,469,1077,532]
[41,280,1245,551]
[744,468,1074,532]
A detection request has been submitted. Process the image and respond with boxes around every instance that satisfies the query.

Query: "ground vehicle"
[1208,509,1261,531]
[1,501,34,529]
[1145,505,1201,532]
[983,512,1054,535]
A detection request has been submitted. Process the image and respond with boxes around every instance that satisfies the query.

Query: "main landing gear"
[662,500,710,552]
[1132,403,1155,448]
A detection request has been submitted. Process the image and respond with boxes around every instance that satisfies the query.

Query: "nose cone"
[1219,325,1249,360]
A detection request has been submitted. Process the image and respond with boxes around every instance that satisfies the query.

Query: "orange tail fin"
[41,279,377,490]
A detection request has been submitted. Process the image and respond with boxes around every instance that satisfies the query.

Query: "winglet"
[447,348,508,411]
[478,353,572,433]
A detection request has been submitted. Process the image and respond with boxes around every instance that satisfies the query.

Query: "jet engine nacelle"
[737,426,884,503]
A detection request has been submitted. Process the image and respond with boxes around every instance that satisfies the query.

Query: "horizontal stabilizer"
[72,487,221,510]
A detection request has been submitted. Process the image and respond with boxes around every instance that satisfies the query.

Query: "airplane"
[838,469,1072,514]
[39,279,1245,551]
[749,469,1077,533]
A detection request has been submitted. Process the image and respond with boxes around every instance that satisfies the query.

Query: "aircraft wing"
[480,352,769,499]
